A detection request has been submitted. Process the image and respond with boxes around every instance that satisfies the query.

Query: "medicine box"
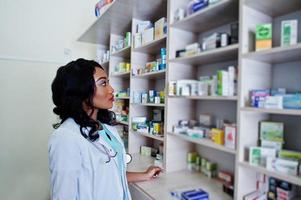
[281,19,298,46]
[256,24,272,51]
[154,17,166,40]
[279,150,301,161]
[260,121,284,142]
[142,27,154,45]
[136,20,152,33]
[249,146,277,167]
[134,33,142,48]
[224,123,236,149]
[217,70,229,96]
[283,94,301,109]
[266,157,299,176]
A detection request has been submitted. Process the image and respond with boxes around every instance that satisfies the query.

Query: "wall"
[0,0,98,199]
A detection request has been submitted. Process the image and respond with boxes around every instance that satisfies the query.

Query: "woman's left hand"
[144,166,162,181]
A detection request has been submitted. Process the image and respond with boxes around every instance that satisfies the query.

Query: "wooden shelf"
[168,132,236,155]
[242,44,301,64]
[111,46,131,58]
[78,0,132,45]
[110,71,130,78]
[116,120,129,126]
[169,95,238,101]
[169,44,239,65]
[239,161,301,186]
[241,107,301,116]
[244,0,301,17]
[132,131,164,142]
[131,169,232,200]
[170,0,238,33]
[132,70,166,79]
[131,103,165,107]
[133,36,166,54]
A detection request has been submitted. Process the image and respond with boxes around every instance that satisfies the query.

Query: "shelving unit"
[131,103,165,107]
[169,44,239,65]
[132,36,167,54]
[236,0,301,199]
[132,131,164,142]
[169,95,238,101]
[132,70,166,79]
[242,43,301,64]
[239,161,301,187]
[170,0,238,33]
[168,132,236,155]
[241,107,301,116]
[79,0,301,199]
[111,46,131,58]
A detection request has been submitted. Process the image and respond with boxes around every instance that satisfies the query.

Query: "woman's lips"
[109,96,114,102]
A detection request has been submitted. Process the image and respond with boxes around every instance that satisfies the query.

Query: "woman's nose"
[108,84,114,94]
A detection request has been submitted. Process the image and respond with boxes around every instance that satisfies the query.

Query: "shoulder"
[49,118,85,150]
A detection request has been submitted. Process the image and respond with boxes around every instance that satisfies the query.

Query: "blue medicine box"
[181,188,209,200]
[283,94,301,109]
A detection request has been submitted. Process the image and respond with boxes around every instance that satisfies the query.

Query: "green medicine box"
[256,24,272,40]
[260,121,284,142]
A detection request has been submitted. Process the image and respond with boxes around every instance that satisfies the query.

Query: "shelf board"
[169,95,238,101]
[116,120,129,126]
[170,0,238,33]
[239,161,301,186]
[168,132,236,155]
[133,36,166,54]
[132,169,232,200]
[111,46,131,58]
[132,70,166,79]
[78,0,133,45]
[169,44,239,65]
[115,96,130,100]
[131,103,165,107]
[241,107,301,116]
[132,131,164,142]
[110,71,130,78]
[242,43,301,64]
[244,0,301,17]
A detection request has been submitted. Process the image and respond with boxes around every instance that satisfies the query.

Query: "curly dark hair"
[51,58,115,141]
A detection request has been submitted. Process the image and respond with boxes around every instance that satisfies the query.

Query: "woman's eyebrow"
[95,77,107,82]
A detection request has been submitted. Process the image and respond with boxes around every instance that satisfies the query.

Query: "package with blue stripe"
[170,187,209,200]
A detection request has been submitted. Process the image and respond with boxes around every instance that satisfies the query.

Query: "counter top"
[127,154,233,200]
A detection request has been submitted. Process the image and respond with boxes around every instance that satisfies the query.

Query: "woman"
[49,58,162,200]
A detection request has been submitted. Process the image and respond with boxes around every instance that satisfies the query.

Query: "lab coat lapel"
[94,130,119,167]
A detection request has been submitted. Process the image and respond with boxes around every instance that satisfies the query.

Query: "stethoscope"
[90,128,132,164]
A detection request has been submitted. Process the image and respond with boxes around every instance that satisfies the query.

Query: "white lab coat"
[48,118,132,200]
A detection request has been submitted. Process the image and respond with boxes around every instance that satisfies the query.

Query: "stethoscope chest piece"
[126,153,132,164]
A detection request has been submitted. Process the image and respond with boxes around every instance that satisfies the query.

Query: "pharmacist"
[49,58,162,200]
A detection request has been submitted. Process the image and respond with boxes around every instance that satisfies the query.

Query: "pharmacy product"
[281,19,298,46]
[256,24,272,51]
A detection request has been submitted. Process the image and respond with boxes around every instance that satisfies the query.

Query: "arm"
[126,166,162,183]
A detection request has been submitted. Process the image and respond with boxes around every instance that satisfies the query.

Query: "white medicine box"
[142,27,154,45]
